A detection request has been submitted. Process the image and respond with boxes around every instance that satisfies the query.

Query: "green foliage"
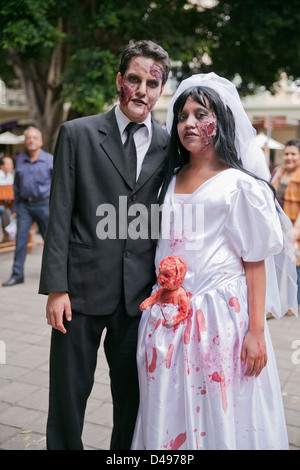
[1,0,300,114]
[1,0,63,57]
[205,0,300,95]
[61,49,118,114]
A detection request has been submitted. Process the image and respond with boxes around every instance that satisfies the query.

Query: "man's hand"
[46,292,72,334]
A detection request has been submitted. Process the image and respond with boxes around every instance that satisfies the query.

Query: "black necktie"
[124,122,145,186]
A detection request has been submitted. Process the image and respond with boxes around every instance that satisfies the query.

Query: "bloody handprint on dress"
[140,256,189,328]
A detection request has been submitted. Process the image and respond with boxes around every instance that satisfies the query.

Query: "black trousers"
[46,297,140,450]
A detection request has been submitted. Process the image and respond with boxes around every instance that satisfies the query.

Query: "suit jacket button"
[130,195,136,202]
[124,250,131,258]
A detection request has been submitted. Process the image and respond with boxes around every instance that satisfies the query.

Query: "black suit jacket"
[39,107,169,316]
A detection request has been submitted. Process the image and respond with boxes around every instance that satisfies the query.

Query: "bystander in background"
[2,127,53,286]
[271,138,300,312]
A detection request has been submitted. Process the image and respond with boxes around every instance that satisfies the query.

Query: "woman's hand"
[241,329,267,377]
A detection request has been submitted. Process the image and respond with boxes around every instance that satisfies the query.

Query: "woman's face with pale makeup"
[177,96,217,154]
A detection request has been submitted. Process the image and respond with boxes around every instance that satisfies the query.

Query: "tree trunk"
[40,41,65,153]
[6,47,64,153]
[6,18,70,153]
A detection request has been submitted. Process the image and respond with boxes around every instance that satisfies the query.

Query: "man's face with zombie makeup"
[177,96,217,154]
[116,56,164,123]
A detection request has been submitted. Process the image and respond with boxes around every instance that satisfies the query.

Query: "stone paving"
[0,242,299,450]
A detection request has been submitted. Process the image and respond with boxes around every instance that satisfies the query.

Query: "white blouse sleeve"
[225,178,283,261]
[226,177,298,318]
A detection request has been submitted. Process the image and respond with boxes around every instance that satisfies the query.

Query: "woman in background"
[271,139,300,310]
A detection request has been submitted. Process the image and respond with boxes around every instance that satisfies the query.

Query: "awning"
[255,133,284,150]
[0,131,25,144]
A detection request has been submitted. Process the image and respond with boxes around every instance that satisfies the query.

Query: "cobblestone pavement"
[0,243,299,450]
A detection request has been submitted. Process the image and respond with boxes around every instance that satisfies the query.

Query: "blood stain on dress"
[185,350,191,375]
[229,296,240,312]
[184,309,193,344]
[210,370,228,413]
[148,347,158,373]
[213,335,220,345]
[196,309,207,342]
[169,237,182,250]
[166,343,174,369]
[170,432,187,450]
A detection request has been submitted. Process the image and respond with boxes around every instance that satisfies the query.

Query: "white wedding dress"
[131,168,297,450]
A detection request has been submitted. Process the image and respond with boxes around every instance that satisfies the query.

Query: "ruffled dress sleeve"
[225,176,298,318]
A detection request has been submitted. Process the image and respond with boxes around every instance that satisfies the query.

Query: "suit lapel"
[98,108,168,191]
[98,108,134,188]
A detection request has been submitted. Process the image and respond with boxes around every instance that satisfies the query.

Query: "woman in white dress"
[131,73,298,451]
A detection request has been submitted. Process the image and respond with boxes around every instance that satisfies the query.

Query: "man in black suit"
[39,40,171,450]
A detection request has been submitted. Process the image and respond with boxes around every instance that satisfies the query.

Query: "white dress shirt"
[115,105,152,181]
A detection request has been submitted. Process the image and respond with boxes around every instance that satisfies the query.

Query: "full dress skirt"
[131,169,297,450]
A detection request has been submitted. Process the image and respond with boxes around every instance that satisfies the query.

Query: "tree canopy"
[1,0,300,151]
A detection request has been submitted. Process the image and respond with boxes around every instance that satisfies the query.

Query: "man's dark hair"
[119,40,171,86]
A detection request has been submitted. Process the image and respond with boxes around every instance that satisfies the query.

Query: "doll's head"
[157,256,187,291]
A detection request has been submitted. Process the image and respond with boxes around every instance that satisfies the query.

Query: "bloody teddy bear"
[139,256,189,328]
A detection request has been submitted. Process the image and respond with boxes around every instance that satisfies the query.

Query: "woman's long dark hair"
[159,86,275,205]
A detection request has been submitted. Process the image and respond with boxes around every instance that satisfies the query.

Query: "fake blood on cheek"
[196,116,217,147]
[120,78,135,106]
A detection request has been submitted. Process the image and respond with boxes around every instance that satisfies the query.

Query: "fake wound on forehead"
[150,63,163,81]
